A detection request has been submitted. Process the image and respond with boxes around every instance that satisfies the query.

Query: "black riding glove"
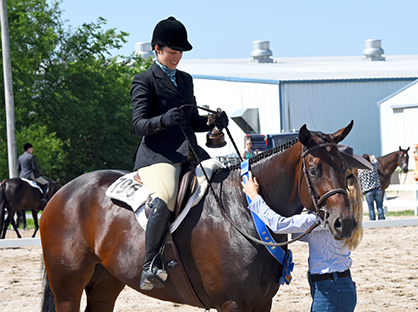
[214,111,229,130]
[161,107,185,128]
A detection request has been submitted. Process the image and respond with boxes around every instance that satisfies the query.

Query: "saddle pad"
[21,178,43,193]
[135,158,224,233]
[105,172,149,210]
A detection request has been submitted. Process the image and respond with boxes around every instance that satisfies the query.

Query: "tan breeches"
[30,173,48,186]
[137,163,181,212]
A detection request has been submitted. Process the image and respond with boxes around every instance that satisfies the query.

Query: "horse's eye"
[308,167,317,177]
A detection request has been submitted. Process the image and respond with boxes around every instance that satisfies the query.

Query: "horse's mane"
[214,137,300,175]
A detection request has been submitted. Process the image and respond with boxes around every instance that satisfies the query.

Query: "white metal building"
[378,79,418,168]
[178,54,418,159]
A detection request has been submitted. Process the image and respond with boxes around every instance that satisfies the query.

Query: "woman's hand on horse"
[162,107,186,127]
[242,171,260,201]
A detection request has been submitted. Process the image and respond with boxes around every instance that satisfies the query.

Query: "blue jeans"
[309,273,357,312]
[365,188,385,220]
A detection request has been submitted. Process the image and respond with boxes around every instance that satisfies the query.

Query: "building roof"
[178,54,418,82]
[377,78,418,106]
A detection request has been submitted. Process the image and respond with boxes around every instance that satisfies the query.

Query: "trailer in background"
[245,132,299,153]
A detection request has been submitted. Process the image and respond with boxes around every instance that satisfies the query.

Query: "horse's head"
[46,179,60,201]
[397,146,410,173]
[298,120,356,240]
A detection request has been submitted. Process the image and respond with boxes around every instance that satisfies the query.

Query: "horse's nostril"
[334,218,342,231]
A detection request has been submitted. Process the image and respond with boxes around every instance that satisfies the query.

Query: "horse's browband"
[301,142,337,158]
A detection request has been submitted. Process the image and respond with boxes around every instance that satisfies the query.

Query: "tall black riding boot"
[140,197,173,290]
[41,183,49,203]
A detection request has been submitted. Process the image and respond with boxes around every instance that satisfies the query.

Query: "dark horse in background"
[40,121,356,312]
[377,146,410,198]
[0,178,59,238]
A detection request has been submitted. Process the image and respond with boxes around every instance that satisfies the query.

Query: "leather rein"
[179,107,345,247]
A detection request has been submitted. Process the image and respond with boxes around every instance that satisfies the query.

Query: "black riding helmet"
[151,16,193,51]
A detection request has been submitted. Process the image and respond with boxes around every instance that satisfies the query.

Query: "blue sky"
[58,0,418,60]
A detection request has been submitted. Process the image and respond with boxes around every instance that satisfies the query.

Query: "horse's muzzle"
[329,213,356,240]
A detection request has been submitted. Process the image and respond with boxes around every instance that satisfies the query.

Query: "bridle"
[397,150,409,172]
[300,142,348,225]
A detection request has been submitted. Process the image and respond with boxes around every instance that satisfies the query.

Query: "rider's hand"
[162,107,185,128]
[241,171,260,201]
[214,111,228,130]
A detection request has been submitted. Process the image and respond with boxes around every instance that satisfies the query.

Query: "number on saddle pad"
[105,172,149,210]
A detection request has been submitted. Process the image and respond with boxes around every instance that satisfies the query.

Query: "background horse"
[377,146,410,198]
[40,121,356,312]
[0,178,59,238]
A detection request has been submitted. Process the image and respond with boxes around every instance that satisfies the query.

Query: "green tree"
[0,0,62,178]
[1,0,151,183]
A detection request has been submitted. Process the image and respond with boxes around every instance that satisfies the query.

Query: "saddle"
[21,178,43,193]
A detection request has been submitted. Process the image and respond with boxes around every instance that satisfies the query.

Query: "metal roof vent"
[231,108,260,134]
[363,39,385,61]
[135,42,154,59]
[251,41,273,63]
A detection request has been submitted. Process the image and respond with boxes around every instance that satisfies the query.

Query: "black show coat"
[131,62,211,170]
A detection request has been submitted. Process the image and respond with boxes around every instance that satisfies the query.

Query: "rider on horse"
[131,17,228,291]
[17,143,50,203]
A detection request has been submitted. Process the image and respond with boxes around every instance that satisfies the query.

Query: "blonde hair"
[344,173,363,250]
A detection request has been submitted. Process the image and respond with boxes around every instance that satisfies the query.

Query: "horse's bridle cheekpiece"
[301,142,348,225]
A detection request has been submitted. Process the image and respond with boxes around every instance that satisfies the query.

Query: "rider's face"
[155,45,183,70]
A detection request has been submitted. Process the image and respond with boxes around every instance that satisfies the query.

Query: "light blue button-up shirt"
[249,195,352,274]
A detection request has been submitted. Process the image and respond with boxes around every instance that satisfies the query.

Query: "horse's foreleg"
[16,210,26,230]
[22,210,27,230]
[31,210,39,238]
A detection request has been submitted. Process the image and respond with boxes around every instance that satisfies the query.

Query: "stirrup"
[140,266,168,290]
[146,267,168,288]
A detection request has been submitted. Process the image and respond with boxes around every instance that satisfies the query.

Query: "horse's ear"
[299,124,312,146]
[399,146,401,151]
[406,147,410,152]
[330,120,354,143]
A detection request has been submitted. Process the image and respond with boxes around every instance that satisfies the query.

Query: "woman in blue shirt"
[242,146,367,312]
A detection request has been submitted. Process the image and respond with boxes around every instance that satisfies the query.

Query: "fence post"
[415,182,418,216]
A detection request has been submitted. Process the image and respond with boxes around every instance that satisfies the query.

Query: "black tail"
[41,263,55,312]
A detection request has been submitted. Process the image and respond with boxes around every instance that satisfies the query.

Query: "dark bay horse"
[0,178,59,238]
[40,121,356,312]
[377,146,410,197]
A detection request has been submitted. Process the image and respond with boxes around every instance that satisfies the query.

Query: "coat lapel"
[151,62,183,98]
